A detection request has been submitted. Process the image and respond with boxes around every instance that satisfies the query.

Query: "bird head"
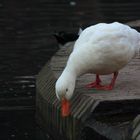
[55,70,76,101]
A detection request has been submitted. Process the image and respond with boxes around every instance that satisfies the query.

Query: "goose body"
[55,22,140,116]
[68,22,140,76]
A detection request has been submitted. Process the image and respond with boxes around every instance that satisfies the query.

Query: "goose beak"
[61,97,70,117]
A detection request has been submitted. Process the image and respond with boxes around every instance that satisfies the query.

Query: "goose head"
[55,69,76,100]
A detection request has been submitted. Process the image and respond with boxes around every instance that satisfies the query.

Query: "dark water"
[0,30,58,139]
[0,110,53,140]
[0,19,58,139]
[0,39,57,140]
[0,1,59,139]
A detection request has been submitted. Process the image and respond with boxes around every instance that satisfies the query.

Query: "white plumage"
[55,22,140,100]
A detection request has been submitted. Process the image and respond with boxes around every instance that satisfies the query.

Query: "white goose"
[55,22,140,117]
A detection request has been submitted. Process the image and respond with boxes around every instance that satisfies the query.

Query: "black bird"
[53,28,82,46]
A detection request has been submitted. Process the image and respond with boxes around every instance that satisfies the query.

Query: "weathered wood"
[36,40,140,140]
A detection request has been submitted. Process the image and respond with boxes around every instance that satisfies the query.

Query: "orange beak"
[61,98,70,117]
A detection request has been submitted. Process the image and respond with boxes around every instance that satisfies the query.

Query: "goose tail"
[135,32,140,57]
[138,33,140,56]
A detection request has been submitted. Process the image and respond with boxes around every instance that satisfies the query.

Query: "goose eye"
[66,88,68,92]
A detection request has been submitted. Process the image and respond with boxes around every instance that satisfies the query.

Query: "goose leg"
[86,74,102,88]
[96,72,118,90]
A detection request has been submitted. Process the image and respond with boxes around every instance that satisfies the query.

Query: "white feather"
[56,22,140,100]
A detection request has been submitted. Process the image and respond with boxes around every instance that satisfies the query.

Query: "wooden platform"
[36,42,140,140]
[51,44,140,101]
